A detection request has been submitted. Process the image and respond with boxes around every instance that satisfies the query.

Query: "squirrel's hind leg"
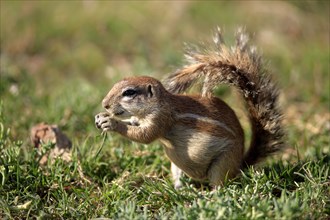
[207,145,243,186]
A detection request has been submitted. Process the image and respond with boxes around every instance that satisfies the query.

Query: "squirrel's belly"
[160,126,235,180]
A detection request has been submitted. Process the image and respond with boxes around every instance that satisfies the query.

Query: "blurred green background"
[1,0,329,148]
[0,1,329,219]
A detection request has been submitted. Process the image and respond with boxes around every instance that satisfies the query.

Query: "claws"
[95,112,118,131]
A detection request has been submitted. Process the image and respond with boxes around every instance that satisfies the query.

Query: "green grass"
[1,1,329,219]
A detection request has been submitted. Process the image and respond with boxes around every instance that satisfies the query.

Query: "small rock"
[30,123,72,165]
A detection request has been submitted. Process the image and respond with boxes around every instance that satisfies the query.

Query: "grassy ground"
[0,1,329,219]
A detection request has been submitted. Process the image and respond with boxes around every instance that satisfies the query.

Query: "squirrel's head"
[102,76,167,121]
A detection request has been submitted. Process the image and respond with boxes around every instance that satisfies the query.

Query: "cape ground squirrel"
[95,28,285,189]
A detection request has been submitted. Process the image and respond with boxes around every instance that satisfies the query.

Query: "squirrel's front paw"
[95,112,118,131]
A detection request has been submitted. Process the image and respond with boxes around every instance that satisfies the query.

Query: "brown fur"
[95,28,285,188]
[95,76,244,187]
[164,27,285,168]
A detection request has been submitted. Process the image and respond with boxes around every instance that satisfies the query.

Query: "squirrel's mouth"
[112,110,134,122]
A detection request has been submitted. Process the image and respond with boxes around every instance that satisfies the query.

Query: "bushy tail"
[164,27,285,168]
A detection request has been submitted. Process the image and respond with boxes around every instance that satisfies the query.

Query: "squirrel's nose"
[102,98,110,110]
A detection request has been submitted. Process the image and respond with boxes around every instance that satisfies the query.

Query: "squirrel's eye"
[122,89,137,97]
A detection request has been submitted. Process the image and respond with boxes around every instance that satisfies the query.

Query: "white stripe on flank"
[177,113,235,135]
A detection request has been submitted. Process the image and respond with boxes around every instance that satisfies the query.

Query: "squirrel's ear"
[147,85,153,98]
